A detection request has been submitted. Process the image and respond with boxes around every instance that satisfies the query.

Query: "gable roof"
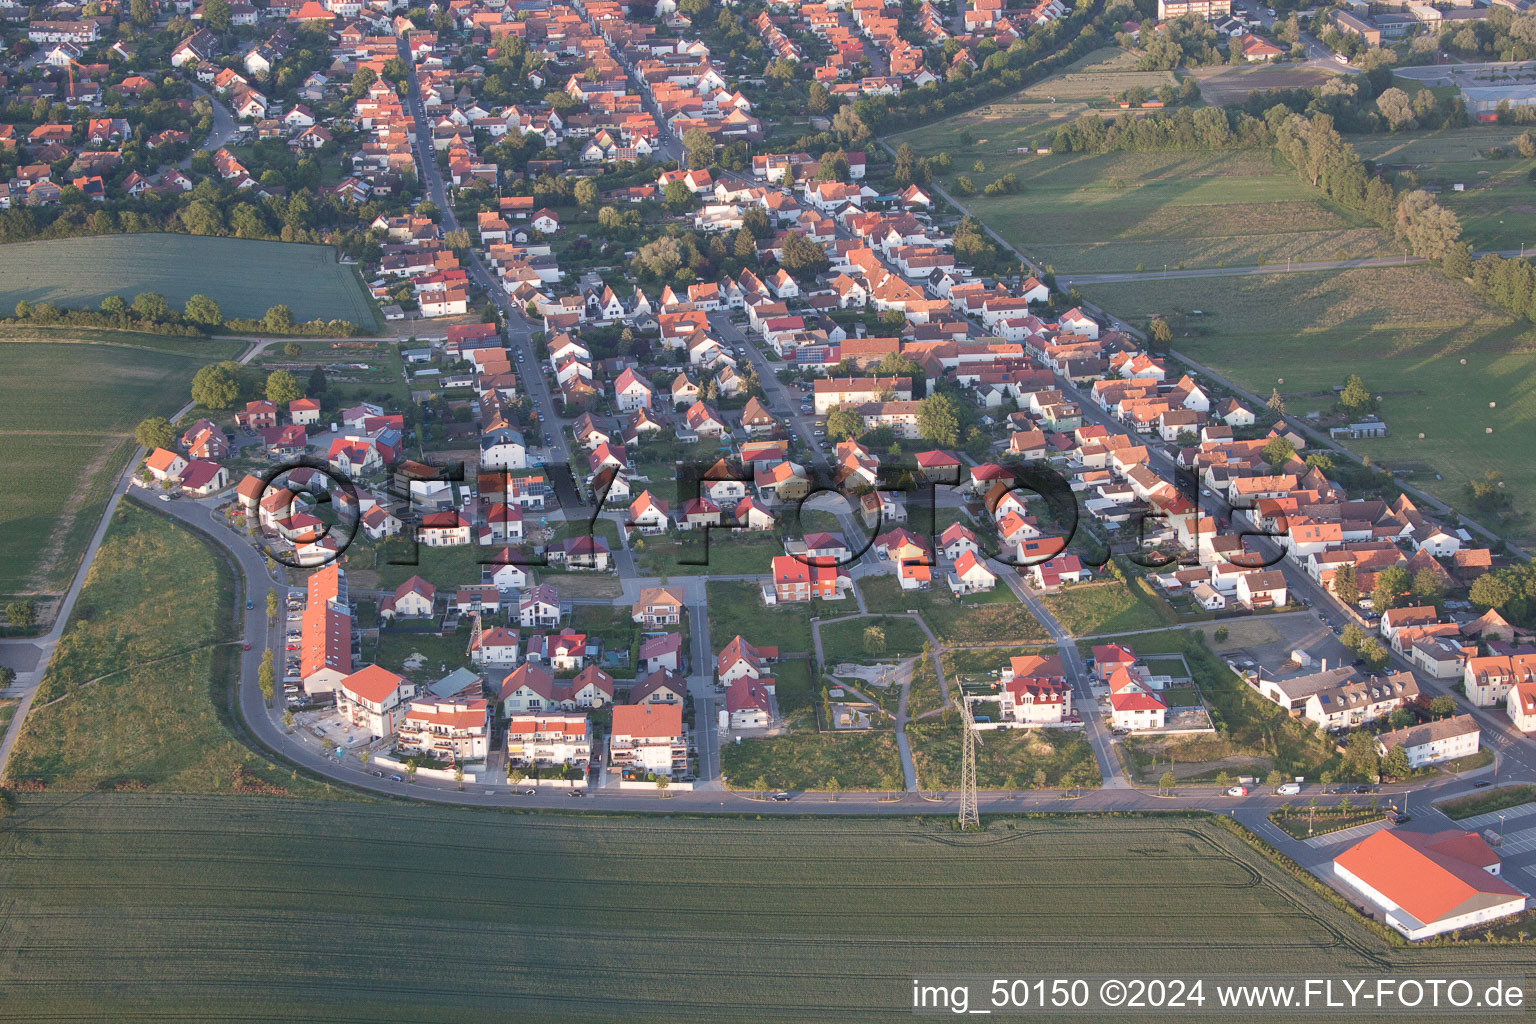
[1334,829,1521,928]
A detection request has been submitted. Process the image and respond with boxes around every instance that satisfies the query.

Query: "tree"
[1159,770,1177,794]
[266,590,279,623]
[825,405,863,441]
[1215,770,1232,790]
[261,305,294,333]
[779,233,828,276]
[682,127,715,169]
[5,599,35,627]
[282,341,302,358]
[191,362,241,410]
[1332,562,1359,606]
[1376,87,1417,130]
[917,393,961,446]
[308,364,328,395]
[1395,189,1462,262]
[265,369,304,405]
[135,416,175,450]
[1357,638,1389,672]
[202,0,231,31]
[132,292,171,322]
[1412,567,1447,607]
[1470,572,1515,610]
[1371,565,1410,614]
[1267,387,1286,414]
[635,236,684,279]
[183,293,223,327]
[1266,769,1285,786]
[1262,435,1296,468]
[1148,317,1172,348]
[863,624,886,657]
[1339,373,1372,413]
[574,177,598,207]
[1345,729,1380,780]
[258,650,275,703]
[1428,695,1457,717]
[1382,744,1412,779]
[130,0,153,23]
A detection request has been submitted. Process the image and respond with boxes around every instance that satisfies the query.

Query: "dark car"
[770,792,791,802]
[1353,785,1371,794]
[246,599,254,609]
[388,774,404,782]
[1474,780,1493,788]
[371,770,384,778]
[1392,814,1412,825]
[567,789,585,797]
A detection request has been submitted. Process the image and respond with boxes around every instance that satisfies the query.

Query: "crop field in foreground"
[4,795,1530,1022]
[0,337,241,601]
[1081,265,1536,546]
[0,234,377,324]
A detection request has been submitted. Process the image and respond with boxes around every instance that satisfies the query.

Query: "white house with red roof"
[627,490,671,534]
[380,576,435,619]
[396,697,491,761]
[289,397,321,425]
[144,447,188,483]
[1333,829,1526,940]
[716,635,779,687]
[947,550,997,595]
[1509,681,1536,733]
[506,713,591,768]
[610,702,687,778]
[418,509,471,547]
[726,677,773,730]
[770,555,850,603]
[337,664,417,738]
[178,460,229,497]
[469,626,521,668]
[640,632,683,674]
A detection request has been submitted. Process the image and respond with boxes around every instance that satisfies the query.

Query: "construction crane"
[955,691,983,830]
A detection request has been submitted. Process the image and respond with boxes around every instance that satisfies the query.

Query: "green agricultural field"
[906,718,1101,790]
[13,799,1511,1022]
[4,502,329,796]
[1039,577,1175,637]
[707,580,814,654]
[0,234,377,325]
[1352,126,1536,252]
[1083,265,1536,544]
[892,116,1391,272]
[0,337,242,602]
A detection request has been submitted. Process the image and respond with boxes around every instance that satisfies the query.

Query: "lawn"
[905,719,1101,790]
[1436,784,1536,821]
[1086,265,1536,543]
[0,234,378,326]
[720,710,903,791]
[11,798,1499,1020]
[892,114,1390,273]
[1268,806,1387,840]
[858,575,1049,645]
[4,502,330,796]
[369,626,473,684]
[769,656,817,713]
[1039,577,1175,637]
[706,580,814,655]
[633,529,783,577]
[0,337,243,604]
[817,614,929,659]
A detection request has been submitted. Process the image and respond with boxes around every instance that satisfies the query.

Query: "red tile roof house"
[725,677,773,730]
[380,576,435,620]
[769,555,851,604]
[640,631,684,674]
[717,635,779,687]
[1332,829,1526,941]
[609,702,687,778]
[237,399,279,430]
[336,664,417,739]
[178,459,230,497]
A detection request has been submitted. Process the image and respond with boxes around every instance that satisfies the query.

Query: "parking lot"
[1217,611,1355,680]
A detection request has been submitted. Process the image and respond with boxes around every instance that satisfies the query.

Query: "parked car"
[388,774,404,782]
[1226,786,1249,796]
[246,599,254,609]
[1275,782,1302,795]
[242,642,251,651]
[371,770,385,778]
[157,493,171,503]
[1474,780,1493,788]
[770,792,791,802]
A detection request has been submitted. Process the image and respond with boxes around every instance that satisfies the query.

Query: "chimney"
[1320,657,1327,672]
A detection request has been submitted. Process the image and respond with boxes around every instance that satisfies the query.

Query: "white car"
[1275,782,1301,796]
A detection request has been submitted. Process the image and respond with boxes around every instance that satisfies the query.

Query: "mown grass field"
[817,614,929,659]
[12,797,1511,1022]
[891,117,1390,273]
[0,234,377,325]
[1085,265,1536,544]
[0,337,242,602]
[1352,126,1536,252]
[4,502,330,796]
